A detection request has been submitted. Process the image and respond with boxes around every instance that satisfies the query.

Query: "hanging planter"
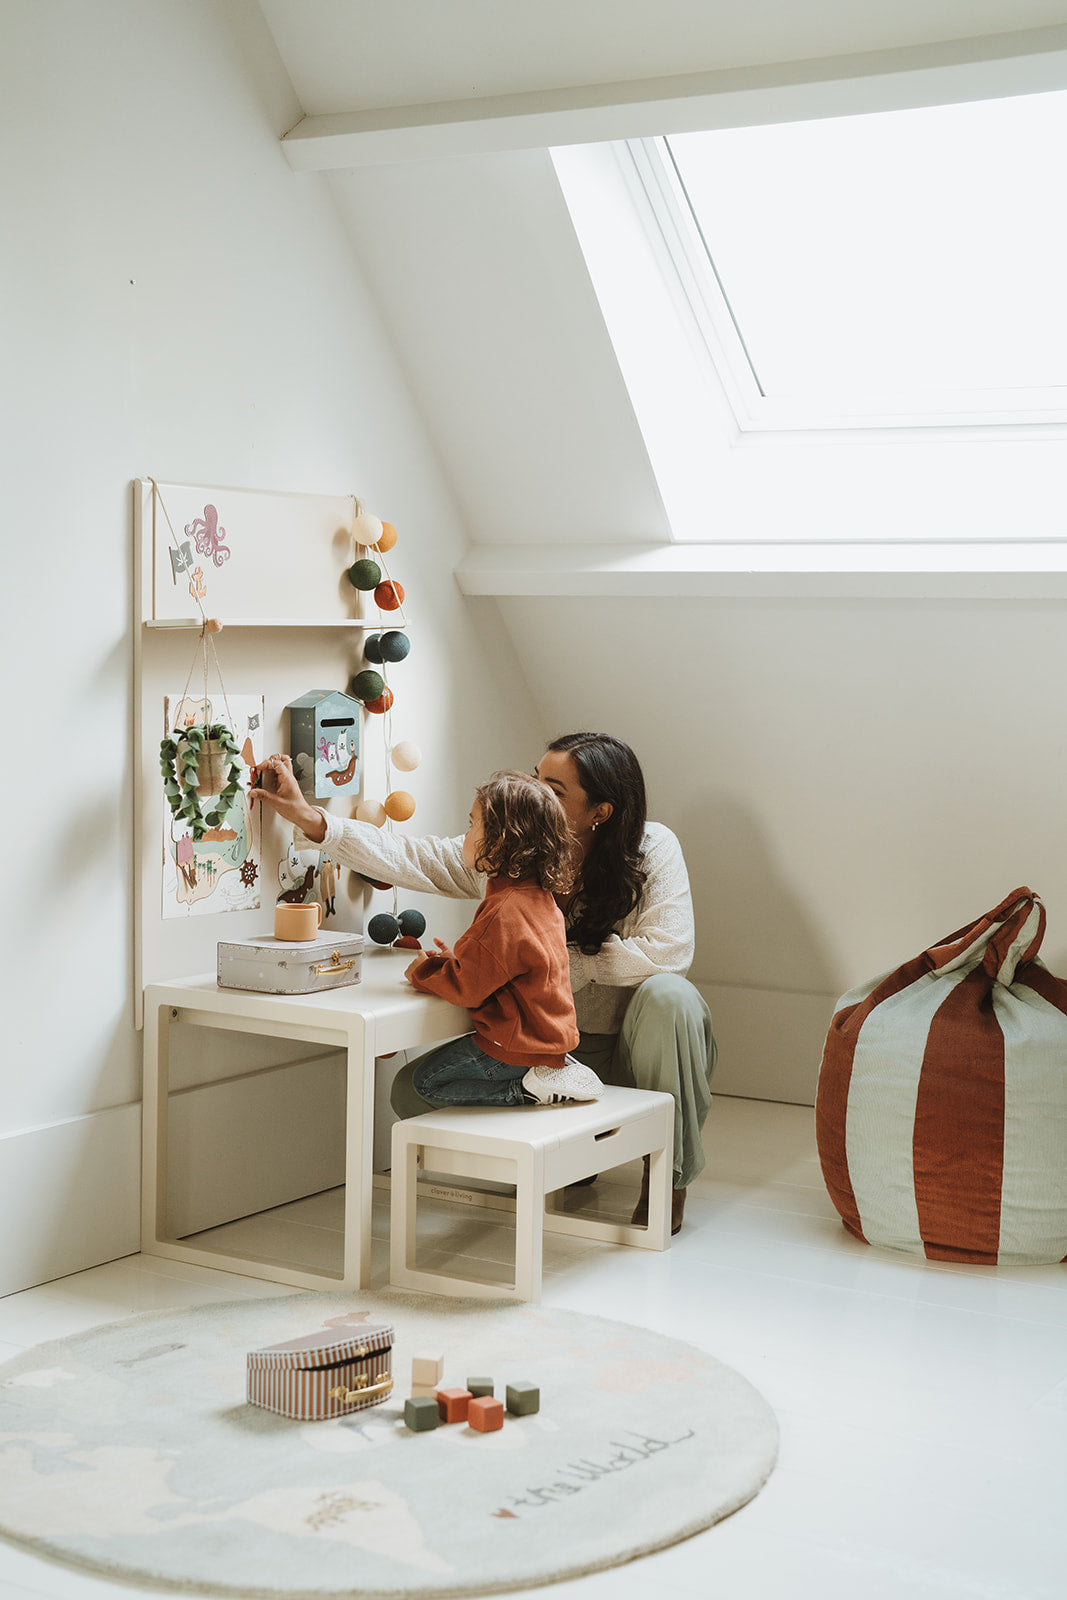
[160,722,242,842]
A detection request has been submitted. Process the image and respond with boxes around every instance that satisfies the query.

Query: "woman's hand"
[250,754,327,842]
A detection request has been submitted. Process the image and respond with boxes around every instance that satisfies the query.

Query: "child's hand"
[404,955,425,982]
[431,937,454,960]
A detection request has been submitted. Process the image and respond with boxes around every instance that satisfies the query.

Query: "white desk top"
[145,946,471,1038]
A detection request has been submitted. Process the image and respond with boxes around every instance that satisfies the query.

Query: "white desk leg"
[141,997,170,1255]
[342,1016,377,1288]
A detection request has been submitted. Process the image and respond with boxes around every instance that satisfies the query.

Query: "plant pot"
[178,737,230,797]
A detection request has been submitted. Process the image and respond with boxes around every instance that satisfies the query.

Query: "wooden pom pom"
[204,618,224,634]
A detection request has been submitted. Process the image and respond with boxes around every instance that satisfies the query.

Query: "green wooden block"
[466,1376,494,1398]
[505,1381,540,1416]
[404,1395,439,1432]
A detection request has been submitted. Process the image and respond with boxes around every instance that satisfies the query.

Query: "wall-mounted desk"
[141,950,469,1291]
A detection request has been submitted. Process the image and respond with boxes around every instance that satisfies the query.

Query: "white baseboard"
[696,982,837,1107]
[0,1104,141,1298]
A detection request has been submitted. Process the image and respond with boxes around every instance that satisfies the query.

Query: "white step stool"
[389,1084,674,1302]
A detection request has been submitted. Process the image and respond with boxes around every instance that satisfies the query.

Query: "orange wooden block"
[436,1387,472,1424]
[468,1396,504,1433]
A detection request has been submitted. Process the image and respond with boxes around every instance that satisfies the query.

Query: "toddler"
[403,772,603,1107]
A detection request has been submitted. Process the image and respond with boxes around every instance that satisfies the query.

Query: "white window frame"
[625,133,1067,435]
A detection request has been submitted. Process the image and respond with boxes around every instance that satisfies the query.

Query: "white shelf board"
[144,618,408,630]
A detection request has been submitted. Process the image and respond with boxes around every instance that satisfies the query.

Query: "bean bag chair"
[816,887,1067,1265]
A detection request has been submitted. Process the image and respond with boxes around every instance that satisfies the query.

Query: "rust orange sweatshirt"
[406,876,579,1069]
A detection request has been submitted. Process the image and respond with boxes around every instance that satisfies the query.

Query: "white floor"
[0,1096,1063,1600]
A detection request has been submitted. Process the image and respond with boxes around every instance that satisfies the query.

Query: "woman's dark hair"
[545,732,647,954]
[473,772,574,893]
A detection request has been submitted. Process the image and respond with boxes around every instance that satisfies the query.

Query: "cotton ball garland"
[384,790,416,822]
[374,580,404,611]
[374,521,398,553]
[394,935,422,950]
[365,687,394,715]
[397,909,426,939]
[349,669,385,702]
[363,634,384,664]
[354,799,387,827]
[391,740,421,772]
[346,558,382,591]
[367,913,400,945]
[378,629,410,662]
[352,509,384,546]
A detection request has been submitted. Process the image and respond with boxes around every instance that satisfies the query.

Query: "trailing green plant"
[159,722,243,842]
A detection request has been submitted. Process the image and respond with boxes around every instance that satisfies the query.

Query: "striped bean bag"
[816,887,1067,1266]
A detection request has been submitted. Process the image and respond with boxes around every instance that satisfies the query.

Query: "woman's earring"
[591,821,598,832]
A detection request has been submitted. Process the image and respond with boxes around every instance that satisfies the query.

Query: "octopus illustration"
[185,504,231,568]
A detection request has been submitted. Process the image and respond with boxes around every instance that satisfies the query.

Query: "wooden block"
[436,1386,472,1424]
[466,1376,494,1398]
[411,1351,445,1387]
[468,1396,504,1433]
[404,1396,439,1432]
[505,1381,540,1416]
[410,1383,437,1398]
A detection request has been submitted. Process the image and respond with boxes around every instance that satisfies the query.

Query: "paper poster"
[162,693,264,919]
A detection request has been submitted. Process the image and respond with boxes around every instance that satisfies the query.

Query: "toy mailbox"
[287,690,360,800]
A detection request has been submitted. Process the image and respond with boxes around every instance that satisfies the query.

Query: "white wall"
[1,0,541,1294]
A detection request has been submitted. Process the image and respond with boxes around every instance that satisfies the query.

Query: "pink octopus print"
[185,504,231,568]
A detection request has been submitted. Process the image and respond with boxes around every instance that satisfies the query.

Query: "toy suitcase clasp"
[246,1321,394,1420]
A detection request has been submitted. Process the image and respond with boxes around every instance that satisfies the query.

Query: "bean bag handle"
[925,886,1045,987]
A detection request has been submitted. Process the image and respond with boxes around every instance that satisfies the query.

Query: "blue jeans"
[411,1034,530,1107]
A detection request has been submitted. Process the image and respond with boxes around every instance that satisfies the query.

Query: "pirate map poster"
[162,693,265,919]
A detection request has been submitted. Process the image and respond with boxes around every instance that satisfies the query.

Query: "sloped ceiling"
[258,0,1067,114]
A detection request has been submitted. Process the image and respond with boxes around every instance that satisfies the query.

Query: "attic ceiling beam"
[282,25,1067,170]
[454,544,1067,601]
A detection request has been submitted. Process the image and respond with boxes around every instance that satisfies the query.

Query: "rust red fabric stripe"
[912,968,1005,1263]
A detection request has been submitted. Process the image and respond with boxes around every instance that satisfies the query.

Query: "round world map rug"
[0,1289,778,1599]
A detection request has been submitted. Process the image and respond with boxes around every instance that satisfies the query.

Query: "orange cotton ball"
[364,687,394,715]
[383,790,416,822]
[374,521,398,553]
[374,580,404,611]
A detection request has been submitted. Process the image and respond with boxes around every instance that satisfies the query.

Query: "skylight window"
[638,90,1067,428]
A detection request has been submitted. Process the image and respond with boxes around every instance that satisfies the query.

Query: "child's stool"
[389,1085,674,1301]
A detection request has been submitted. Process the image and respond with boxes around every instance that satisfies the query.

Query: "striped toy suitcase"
[247,1322,394,1419]
[817,886,1067,1266]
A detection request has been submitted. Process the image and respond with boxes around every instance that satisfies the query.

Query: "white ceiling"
[257,0,1067,116]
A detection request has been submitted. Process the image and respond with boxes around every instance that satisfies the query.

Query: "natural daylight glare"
[666,88,1067,402]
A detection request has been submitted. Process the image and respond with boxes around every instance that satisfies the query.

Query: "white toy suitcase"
[217,932,363,994]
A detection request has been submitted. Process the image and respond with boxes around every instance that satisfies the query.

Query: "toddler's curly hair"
[472,771,574,893]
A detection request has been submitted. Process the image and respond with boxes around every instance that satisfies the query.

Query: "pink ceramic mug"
[275,902,322,941]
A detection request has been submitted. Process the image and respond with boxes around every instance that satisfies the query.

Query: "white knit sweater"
[299,813,696,1035]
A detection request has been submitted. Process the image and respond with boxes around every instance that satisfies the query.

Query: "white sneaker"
[521,1058,603,1105]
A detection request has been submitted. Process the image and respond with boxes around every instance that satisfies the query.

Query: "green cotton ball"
[397,909,426,939]
[350,669,385,702]
[347,558,382,590]
[367,913,400,945]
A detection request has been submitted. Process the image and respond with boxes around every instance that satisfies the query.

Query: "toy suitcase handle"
[329,1376,394,1404]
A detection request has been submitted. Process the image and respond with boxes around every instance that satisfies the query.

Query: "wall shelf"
[144,618,407,630]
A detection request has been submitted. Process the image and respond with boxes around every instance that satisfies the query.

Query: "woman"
[252,733,715,1233]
